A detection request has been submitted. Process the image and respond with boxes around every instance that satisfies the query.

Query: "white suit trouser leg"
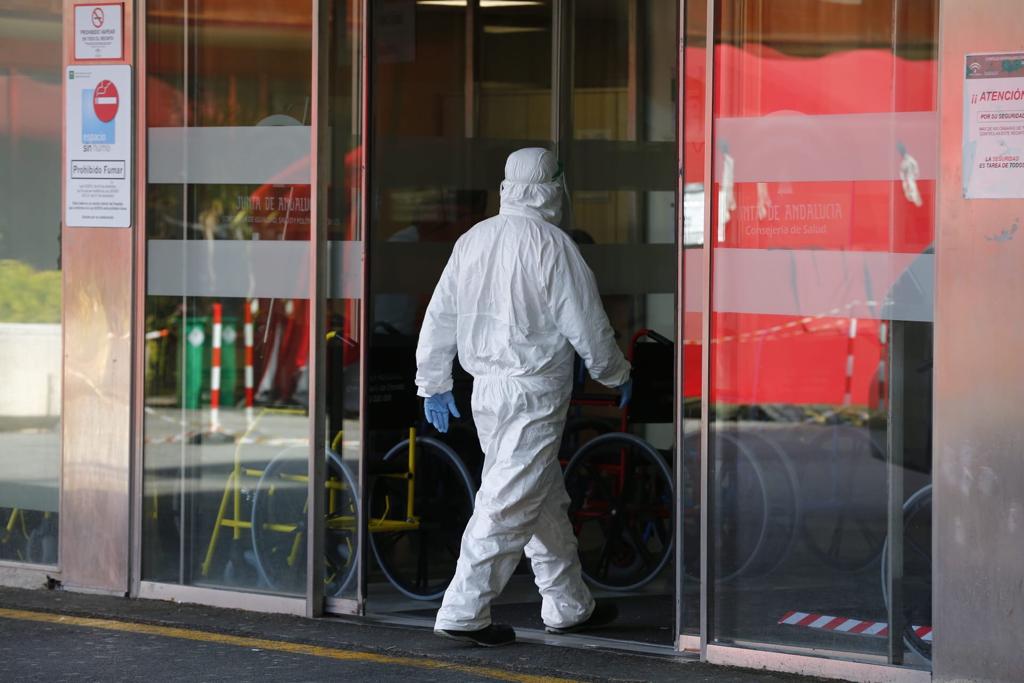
[523,474,594,628]
[434,379,594,632]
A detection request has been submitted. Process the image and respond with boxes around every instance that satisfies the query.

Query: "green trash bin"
[183,316,208,410]
[220,316,239,406]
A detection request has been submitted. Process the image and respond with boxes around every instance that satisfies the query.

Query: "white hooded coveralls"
[416,148,631,631]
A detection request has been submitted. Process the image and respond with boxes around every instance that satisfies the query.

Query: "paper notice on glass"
[963,52,1024,199]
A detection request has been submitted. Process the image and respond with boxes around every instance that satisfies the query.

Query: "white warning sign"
[74,4,124,60]
[65,65,132,228]
[963,52,1024,199]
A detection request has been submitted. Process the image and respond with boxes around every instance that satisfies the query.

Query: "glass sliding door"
[141,0,314,598]
[360,0,682,648]
[361,0,553,618]
[562,0,679,644]
[705,0,936,668]
[0,4,63,567]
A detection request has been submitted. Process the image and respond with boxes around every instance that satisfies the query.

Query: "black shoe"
[545,601,619,634]
[435,624,516,647]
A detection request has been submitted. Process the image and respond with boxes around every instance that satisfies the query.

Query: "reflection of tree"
[144,300,183,400]
[0,261,61,323]
[195,184,254,241]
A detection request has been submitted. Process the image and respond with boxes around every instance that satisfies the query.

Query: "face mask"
[553,159,572,228]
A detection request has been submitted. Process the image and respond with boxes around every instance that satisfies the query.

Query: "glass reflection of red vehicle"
[683,44,936,409]
[246,146,362,405]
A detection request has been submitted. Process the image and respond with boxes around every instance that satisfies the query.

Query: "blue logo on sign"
[82,89,114,144]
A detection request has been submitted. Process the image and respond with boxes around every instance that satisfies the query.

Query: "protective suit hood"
[499,147,562,224]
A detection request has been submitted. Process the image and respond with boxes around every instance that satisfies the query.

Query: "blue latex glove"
[617,379,633,409]
[424,391,461,433]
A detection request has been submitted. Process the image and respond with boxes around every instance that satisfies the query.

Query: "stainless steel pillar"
[59,0,138,594]
[934,2,1024,680]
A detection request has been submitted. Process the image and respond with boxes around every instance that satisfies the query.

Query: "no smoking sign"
[93,80,119,122]
[74,4,124,60]
[66,64,132,228]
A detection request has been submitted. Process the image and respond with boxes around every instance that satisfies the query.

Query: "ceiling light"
[418,1,543,8]
[483,25,546,34]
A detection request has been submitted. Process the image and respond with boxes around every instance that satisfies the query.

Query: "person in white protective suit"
[415,148,632,647]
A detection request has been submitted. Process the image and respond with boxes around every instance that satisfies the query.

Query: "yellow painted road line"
[0,608,576,683]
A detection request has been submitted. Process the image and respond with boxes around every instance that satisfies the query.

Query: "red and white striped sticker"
[778,611,932,643]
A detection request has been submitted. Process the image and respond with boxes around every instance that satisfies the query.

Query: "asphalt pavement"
[0,586,827,682]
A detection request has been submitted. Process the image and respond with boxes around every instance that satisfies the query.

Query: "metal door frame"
[321,0,372,617]
[306,0,329,619]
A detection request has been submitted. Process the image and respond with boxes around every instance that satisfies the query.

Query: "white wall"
[0,323,61,417]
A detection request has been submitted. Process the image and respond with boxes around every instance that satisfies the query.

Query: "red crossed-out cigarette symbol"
[93,80,119,122]
[92,7,105,28]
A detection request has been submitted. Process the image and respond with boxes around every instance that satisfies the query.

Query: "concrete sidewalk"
[0,587,826,682]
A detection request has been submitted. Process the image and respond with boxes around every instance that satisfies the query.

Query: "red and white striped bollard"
[244,300,256,427]
[210,303,223,432]
[842,317,858,407]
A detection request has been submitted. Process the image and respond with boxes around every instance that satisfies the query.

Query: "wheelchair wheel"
[0,507,42,563]
[323,450,359,597]
[680,431,782,583]
[251,447,358,597]
[24,512,58,566]
[369,437,476,601]
[564,432,673,592]
[559,416,615,460]
[799,425,887,572]
[721,430,800,580]
[881,484,932,661]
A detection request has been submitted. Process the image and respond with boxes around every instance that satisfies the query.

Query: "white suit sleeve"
[545,237,631,388]
[415,249,459,397]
